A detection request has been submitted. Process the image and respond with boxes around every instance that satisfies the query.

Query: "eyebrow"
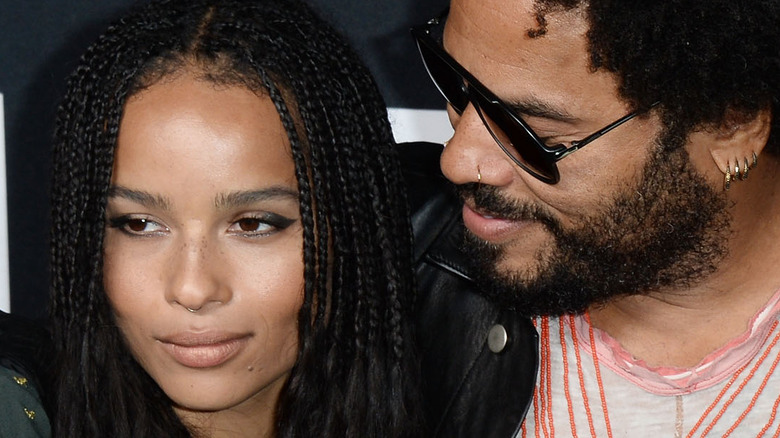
[106,185,299,211]
[107,186,172,211]
[214,187,299,210]
[504,97,577,123]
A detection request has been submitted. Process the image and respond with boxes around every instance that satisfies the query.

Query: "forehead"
[445,0,624,115]
[114,71,295,197]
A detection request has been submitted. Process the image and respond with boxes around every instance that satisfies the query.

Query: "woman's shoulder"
[0,365,50,438]
[0,311,52,438]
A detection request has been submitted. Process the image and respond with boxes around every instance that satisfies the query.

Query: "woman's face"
[103,71,303,424]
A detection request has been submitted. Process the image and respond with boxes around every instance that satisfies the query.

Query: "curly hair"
[532,0,780,153]
[49,0,420,436]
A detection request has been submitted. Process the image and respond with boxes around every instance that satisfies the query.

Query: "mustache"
[456,182,559,230]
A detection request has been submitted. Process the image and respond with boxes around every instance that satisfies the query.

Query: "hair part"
[50,1,420,436]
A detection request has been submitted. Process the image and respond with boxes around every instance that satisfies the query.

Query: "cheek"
[102,241,164,318]
[102,266,155,377]
[233,238,305,337]
[241,263,303,374]
[558,142,646,190]
[102,251,160,362]
[537,124,660,222]
[240,259,304,320]
[235,233,304,296]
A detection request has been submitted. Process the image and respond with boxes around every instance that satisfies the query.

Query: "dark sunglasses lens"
[476,100,557,181]
[417,40,469,114]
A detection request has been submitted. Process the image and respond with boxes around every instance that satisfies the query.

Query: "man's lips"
[462,202,529,243]
[158,331,250,369]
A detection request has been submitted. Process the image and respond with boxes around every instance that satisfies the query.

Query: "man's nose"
[440,103,517,188]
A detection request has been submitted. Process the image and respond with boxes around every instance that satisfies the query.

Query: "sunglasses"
[411,8,656,184]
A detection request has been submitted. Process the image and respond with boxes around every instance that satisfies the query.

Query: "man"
[406,0,780,436]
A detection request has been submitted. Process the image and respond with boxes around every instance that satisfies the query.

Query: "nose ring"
[477,165,482,184]
[186,307,198,313]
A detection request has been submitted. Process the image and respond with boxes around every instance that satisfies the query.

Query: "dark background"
[0,0,447,319]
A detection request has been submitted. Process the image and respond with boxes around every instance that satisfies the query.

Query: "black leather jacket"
[402,142,539,438]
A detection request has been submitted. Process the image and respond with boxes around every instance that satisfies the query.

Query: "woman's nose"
[164,236,232,313]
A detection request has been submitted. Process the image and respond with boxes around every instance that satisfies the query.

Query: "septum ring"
[477,165,482,184]
[186,307,198,313]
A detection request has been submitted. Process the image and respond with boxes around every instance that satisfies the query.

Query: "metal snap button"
[488,324,508,353]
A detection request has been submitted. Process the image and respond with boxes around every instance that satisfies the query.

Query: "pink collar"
[575,289,780,395]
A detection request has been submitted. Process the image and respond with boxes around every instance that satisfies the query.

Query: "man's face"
[440,0,729,314]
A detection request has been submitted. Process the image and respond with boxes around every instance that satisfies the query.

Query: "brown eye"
[107,215,168,236]
[127,218,151,232]
[228,213,295,237]
[237,218,262,232]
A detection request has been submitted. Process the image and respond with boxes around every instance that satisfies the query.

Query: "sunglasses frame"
[411,8,655,184]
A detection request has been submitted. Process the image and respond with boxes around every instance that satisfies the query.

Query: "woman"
[49,0,419,436]
[0,311,52,437]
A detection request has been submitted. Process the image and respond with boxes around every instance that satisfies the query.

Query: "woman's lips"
[462,203,527,243]
[159,332,250,369]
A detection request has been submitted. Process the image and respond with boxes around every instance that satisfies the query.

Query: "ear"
[708,107,772,177]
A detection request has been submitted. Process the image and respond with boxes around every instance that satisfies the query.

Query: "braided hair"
[49,0,420,436]
[531,0,780,153]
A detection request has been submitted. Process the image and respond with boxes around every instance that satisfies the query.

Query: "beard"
[459,137,730,317]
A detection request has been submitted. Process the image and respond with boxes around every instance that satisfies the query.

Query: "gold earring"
[724,153,759,190]
[724,163,732,191]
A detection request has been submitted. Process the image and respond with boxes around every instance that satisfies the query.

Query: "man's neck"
[587,287,778,368]
[589,156,780,368]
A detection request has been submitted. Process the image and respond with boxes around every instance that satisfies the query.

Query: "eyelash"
[107,216,169,237]
[106,213,296,238]
[227,213,296,237]
[540,137,577,150]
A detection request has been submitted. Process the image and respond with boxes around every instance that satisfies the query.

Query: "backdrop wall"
[0,94,8,313]
[0,0,450,319]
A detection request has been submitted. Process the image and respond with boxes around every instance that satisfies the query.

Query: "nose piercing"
[477,165,482,184]
[186,307,198,313]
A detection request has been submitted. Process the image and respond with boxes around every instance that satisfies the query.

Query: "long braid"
[51,5,193,435]
[51,0,420,436]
